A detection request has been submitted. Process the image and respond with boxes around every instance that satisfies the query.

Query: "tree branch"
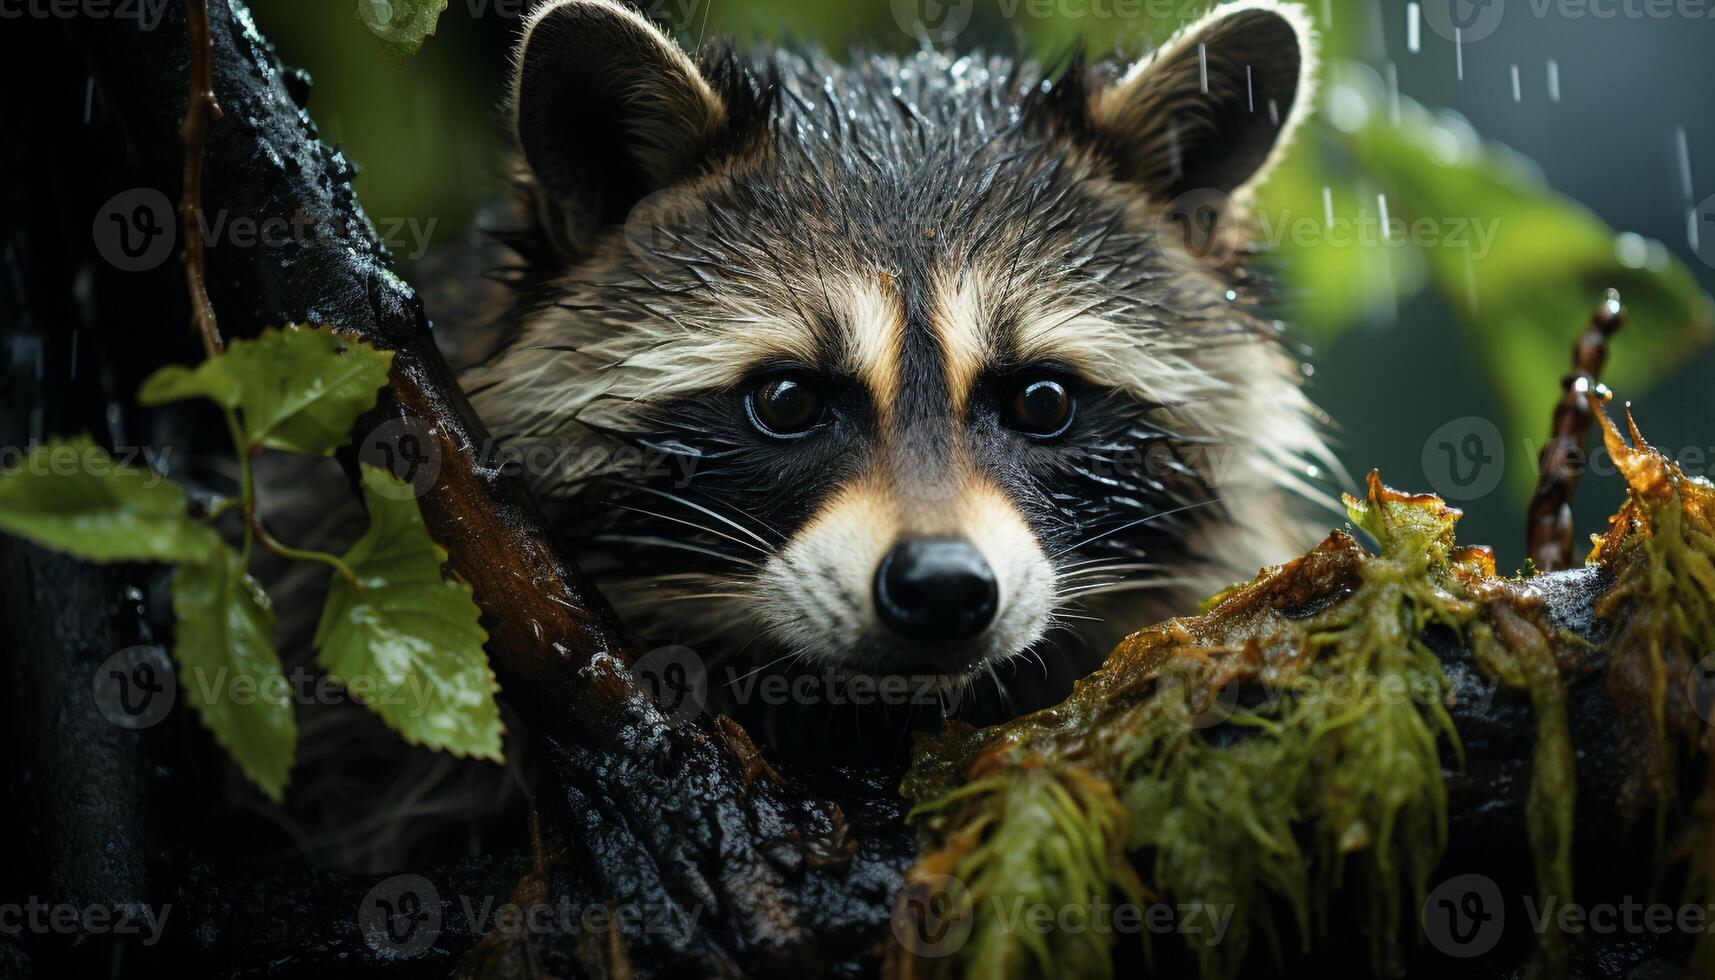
[177,0,223,357]
[1526,289,1624,572]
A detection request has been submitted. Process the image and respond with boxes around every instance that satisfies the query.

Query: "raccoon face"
[469,0,1329,689]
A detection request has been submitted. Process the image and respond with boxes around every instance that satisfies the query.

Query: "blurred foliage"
[264,0,1713,513]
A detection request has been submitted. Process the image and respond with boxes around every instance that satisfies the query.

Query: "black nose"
[874,538,999,643]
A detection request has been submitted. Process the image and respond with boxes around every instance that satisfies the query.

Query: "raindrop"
[1546,60,1561,103]
[83,77,94,126]
[1407,3,1421,52]
[1673,125,1693,202]
[1323,186,1334,228]
[1455,28,1464,81]
[1386,62,1400,124]
[1510,65,1520,102]
[1463,251,1479,311]
[1246,65,1254,113]
[1614,231,1649,269]
[1377,194,1391,238]
[1197,44,1208,94]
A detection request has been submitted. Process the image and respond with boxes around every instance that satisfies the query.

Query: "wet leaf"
[0,437,221,564]
[355,0,448,60]
[173,545,297,801]
[314,466,501,761]
[140,325,394,456]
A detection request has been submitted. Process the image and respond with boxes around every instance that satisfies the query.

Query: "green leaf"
[140,325,394,456]
[173,545,297,801]
[0,437,221,564]
[314,466,501,761]
[137,360,241,409]
[355,0,448,61]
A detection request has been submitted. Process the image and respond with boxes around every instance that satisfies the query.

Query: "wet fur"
[461,2,1335,753]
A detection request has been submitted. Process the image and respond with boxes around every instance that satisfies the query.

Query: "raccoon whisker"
[655,592,753,602]
[1055,562,1163,580]
[586,534,760,568]
[604,571,731,583]
[603,481,784,546]
[985,661,1016,718]
[609,503,774,556]
[1050,497,1224,560]
[1058,577,1204,600]
[1055,555,1158,573]
[722,647,809,691]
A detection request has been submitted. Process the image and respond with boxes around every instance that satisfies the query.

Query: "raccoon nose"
[874,538,999,644]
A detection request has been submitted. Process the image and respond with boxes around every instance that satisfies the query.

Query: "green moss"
[1584,410,1715,971]
[897,413,1715,979]
[907,766,1136,979]
[900,476,1473,979]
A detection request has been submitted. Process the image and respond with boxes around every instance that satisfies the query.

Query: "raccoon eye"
[746,373,826,439]
[1004,378,1075,438]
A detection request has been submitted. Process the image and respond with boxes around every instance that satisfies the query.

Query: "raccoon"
[460,0,1335,751]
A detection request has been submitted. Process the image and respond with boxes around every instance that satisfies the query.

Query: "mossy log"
[892,408,1715,980]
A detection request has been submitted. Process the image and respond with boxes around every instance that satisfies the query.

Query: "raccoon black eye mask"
[465,0,1333,732]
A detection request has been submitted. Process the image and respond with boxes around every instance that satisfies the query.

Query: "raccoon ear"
[1090,0,1314,200]
[511,0,728,249]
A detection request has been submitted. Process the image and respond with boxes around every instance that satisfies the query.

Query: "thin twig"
[179,0,224,357]
[1527,288,1625,572]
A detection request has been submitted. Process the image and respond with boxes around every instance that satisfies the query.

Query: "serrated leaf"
[138,360,241,409]
[173,545,297,801]
[314,466,501,761]
[139,325,394,456]
[356,0,448,60]
[0,437,221,564]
